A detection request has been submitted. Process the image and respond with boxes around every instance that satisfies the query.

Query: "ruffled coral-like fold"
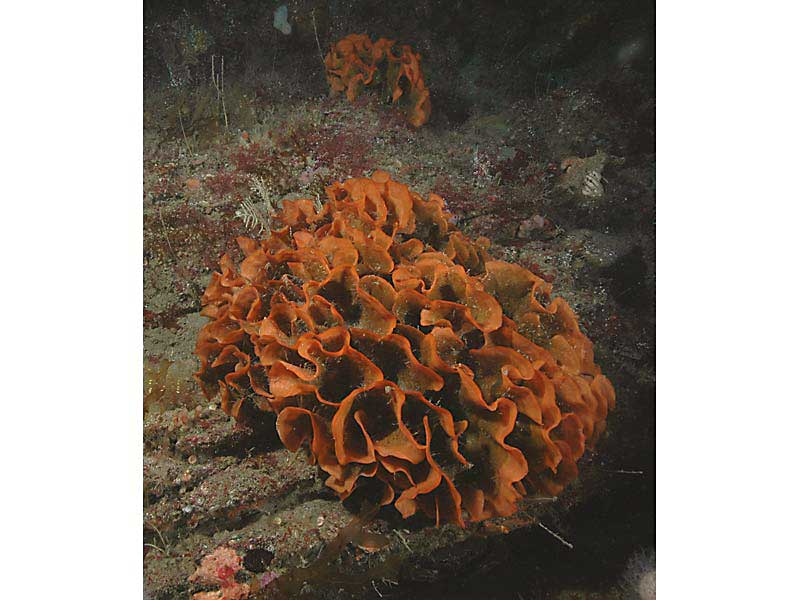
[309,265,397,335]
[384,178,417,234]
[333,381,426,466]
[349,329,443,393]
[277,199,324,229]
[324,35,432,127]
[277,406,339,476]
[195,172,615,526]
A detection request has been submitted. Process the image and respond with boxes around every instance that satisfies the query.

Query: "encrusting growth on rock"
[189,545,250,600]
[324,34,431,127]
[195,171,615,526]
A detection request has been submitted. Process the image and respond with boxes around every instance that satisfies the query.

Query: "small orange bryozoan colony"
[195,172,614,526]
[324,34,431,127]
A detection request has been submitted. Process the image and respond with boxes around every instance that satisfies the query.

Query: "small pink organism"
[189,546,251,600]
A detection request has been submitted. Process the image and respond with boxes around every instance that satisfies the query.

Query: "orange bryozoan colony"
[195,172,614,526]
[324,34,431,127]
